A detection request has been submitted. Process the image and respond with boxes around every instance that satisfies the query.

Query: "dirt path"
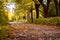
[6,23,60,40]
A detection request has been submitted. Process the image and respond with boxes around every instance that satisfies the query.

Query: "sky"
[6,2,15,14]
[43,0,47,4]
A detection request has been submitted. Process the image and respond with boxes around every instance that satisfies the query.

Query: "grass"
[33,17,60,25]
[0,25,10,40]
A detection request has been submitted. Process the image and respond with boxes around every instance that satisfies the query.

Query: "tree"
[54,0,59,16]
[35,4,40,18]
[38,0,48,18]
[0,0,8,25]
[33,0,40,18]
[30,8,33,22]
[15,0,35,22]
[59,2,60,13]
[58,0,60,16]
[47,0,59,16]
[48,0,57,17]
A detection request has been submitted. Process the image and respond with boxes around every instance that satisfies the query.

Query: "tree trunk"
[38,0,48,18]
[43,5,47,18]
[47,0,51,17]
[58,3,60,16]
[54,0,59,16]
[31,8,33,22]
[35,4,40,18]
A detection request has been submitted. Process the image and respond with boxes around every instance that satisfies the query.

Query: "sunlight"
[43,0,47,4]
[5,2,15,20]
[6,2,15,15]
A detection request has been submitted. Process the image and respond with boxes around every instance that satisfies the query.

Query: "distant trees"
[15,0,34,22]
[12,0,59,22]
[33,0,59,18]
[47,0,59,16]
[15,0,59,18]
[33,0,49,18]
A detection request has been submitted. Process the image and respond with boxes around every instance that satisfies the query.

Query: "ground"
[5,23,60,40]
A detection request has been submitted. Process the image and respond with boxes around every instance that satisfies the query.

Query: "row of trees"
[33,0,59,18]
[13,0,60,22]
[15,0,59,17]
[0,0,59,22]
[0,0,59,24]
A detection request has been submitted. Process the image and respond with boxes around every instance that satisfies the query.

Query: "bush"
[33,17,60,25]
[0,1,9,25]
[0,25,10,40]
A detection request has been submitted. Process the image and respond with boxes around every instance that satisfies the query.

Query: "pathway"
[6,22,60,40]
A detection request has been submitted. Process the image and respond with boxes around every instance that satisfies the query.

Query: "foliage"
[33,17,60,25]
[48,0,57,17]
[0,25,10,40]
[13,0,35,22]
[2,0,59,23]
[0,1,8,25]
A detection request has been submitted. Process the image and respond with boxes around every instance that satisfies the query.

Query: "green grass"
[33,17,60,25]
[0,25,10,40]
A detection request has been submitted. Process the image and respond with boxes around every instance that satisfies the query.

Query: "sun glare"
[6,2,15,15]
[5,2,15,20]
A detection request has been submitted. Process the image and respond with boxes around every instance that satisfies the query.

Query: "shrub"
[0,25,10,40]
[33,17,60,25]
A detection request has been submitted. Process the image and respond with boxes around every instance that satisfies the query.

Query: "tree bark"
[43,5,48,18]
[47,0,51,17]
[58,2,60,16]
[38,0,48,18]
[35,4,40,18]
[31,8,33,22]
[54,0,59,16]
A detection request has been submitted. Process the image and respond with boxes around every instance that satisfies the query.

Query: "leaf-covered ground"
[5,24,60,40]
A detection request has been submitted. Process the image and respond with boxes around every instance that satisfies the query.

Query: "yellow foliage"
[8,12,12,20]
